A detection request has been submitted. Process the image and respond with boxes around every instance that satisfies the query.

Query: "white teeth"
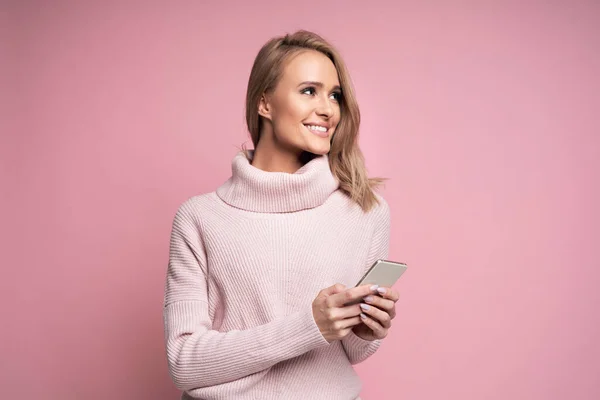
[305,125,327,132]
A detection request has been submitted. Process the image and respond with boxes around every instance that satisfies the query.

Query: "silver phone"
[355,259,407,288]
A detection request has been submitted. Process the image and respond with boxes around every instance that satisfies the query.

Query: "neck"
[250,127,317,173]
[251,151,300,174]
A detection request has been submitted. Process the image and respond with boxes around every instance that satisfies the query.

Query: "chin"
[301,135,332,156]
[304,143,331,156]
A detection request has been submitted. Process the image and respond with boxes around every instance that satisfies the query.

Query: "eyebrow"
[297,81,342,92]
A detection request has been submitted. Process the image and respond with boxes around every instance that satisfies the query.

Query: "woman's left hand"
[352,286,399,341]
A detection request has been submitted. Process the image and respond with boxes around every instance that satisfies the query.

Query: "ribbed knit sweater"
[163,150,391,400]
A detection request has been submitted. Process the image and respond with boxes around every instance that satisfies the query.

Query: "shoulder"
[371,193,389,214]
[351,191,389,222]
[368,192,390,225]
[330,190,390,226]
[171,192,220,227]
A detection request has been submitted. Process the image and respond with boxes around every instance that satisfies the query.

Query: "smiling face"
[258,50,342,159]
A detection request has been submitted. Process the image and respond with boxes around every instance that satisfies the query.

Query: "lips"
[304,124,330,138]
[304,124,328,133]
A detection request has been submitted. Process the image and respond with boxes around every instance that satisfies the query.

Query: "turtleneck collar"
[216,150,339,213]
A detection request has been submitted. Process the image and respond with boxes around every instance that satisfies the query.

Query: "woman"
[163,30,399,400]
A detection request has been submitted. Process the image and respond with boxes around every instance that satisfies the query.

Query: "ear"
[258,94,273,121]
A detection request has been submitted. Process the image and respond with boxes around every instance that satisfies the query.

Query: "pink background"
[2,1,599,399]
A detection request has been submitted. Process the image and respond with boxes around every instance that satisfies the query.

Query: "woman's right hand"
[312,283,380,343]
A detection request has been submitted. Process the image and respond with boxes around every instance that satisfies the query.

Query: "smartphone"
[355,259,407,288]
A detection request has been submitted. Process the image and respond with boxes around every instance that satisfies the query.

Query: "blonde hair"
[244,30,386,212]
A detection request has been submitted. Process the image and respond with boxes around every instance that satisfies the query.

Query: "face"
[258,50,342,157]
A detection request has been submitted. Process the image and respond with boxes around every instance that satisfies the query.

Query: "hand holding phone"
[343,260,407,307]
[351,259,406,341]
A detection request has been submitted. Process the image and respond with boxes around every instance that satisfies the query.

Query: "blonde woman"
[164,30,399,400]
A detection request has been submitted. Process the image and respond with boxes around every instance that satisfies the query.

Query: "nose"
[316,96,334,118]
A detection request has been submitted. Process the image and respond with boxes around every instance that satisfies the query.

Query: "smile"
[303,124,330,138]
[304,124,328,133]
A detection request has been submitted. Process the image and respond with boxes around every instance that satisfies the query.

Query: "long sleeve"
[163,203,330,392]
[342,197,391,365]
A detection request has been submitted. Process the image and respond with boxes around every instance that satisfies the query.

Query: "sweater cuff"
[343,330,382,364]
[346,330,380,346]
[300,307,331,348]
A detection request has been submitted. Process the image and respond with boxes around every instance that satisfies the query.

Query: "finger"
[322,283,348,297]
[329,284,379,307]
[365,296,396,320]
[362,295,394,312]
[338,316,362,329]
[359,303,392,329]
[375,287,399,302]
[325,303,362,321]
[334,304,364,320]
[359,313,388,339]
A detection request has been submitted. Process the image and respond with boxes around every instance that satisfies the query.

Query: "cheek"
[272,109,306,142]
[289,99,312,121]
[332,109,342,127]
[280,99,312,132]
[276,95,305,121]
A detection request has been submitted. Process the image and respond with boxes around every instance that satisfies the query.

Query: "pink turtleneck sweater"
[163,151,391,400]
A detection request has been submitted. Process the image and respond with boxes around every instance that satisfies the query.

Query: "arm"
[163,202,329,391]
[342,197,391,365]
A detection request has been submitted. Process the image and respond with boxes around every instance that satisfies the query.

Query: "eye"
[330,91,342,102]
[301,86,317,96]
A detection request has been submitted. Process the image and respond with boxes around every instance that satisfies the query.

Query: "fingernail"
[360,303,370,311]
[363,296,374,303]
[377,287,387,294]
[370,285,379,291]
[360,313,367,319]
